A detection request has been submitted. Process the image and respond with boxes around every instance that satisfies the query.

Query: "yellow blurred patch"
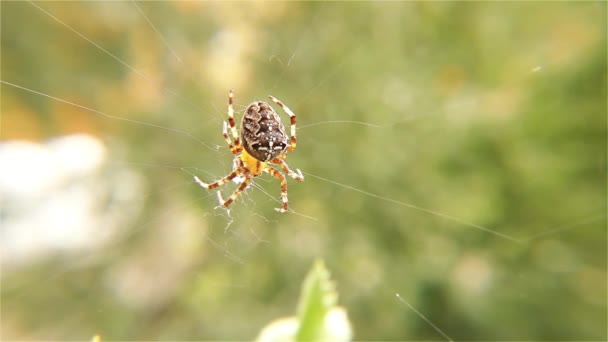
[1,100,44,141]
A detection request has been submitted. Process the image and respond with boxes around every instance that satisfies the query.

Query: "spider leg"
[218,177,251,208]
[227,89,242,151]
[264,167,289,213]
[270,157,304,182]
[194,169,239,190]
[268,95,297,152]
[222,121,240,155]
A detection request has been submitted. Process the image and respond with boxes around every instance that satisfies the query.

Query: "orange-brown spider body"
[194,90,303,213]
[242,101,291,162]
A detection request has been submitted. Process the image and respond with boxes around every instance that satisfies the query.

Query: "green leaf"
[295,259,338,341]
[256,259,352,342]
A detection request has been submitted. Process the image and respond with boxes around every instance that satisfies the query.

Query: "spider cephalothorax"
[194,89,303,213]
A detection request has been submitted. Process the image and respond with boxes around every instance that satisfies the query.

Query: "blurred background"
[1,1,606,340]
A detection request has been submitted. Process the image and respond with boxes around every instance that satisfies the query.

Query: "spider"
[194,89,304,213]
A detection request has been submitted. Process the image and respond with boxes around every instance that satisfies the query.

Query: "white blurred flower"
[0,134,143,269]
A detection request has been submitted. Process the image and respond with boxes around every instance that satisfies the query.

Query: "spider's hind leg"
[227,89,241,150]
[222,121,240,154]
[268,95,297,152]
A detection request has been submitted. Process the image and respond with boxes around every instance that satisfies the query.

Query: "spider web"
[1,2,606,341]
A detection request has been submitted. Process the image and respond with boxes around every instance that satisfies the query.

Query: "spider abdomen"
[241,101,289,162]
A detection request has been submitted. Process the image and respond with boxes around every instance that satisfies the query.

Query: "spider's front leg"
[217,177,251,208]
[265,167,290,213]
[194,170,238,190]
[271,158,304,182]
[195,171,250,209]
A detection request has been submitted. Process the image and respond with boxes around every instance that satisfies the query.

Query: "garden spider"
[194,89,304,213]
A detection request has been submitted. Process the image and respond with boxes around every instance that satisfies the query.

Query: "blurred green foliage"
[1,1,606,341]
[256,259,351,342]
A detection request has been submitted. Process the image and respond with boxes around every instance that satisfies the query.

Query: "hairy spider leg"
[227,89,241,150]
[271,157,304,182]
[268,95,297,152]
[194,170,239,190]
[222,121,240,154]
[218,177,251,208]
[265,167,289,212]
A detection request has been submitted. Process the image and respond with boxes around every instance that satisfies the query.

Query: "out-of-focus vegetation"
[1,1,606,341]
[256,259,351,342]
